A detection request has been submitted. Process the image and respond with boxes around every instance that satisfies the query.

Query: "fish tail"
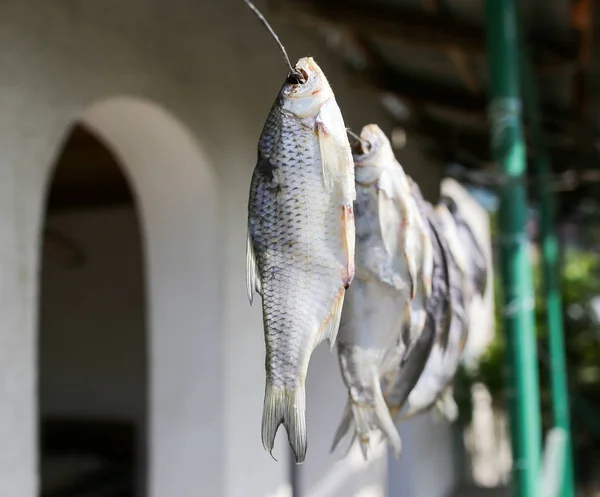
[435,387,459,422]
[262,383,307,464]
[332,376,402,460]
[330,400,358,457]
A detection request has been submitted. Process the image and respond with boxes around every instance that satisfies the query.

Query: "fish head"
[352,124,397,185]
[280,57,333,118]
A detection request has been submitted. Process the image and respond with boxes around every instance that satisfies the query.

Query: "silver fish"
[400,201,471,422]
[440,195,488,298]
[330,124,432,459]
[247,57,356,463]
[383,178,453,421]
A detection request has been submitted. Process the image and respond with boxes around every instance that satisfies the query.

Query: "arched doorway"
[36,97,221,497]
[39,124,146,497]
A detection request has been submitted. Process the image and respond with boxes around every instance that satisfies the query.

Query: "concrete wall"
[0,1,446,496]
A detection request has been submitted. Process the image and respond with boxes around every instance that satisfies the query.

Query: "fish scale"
[254,118,341,390]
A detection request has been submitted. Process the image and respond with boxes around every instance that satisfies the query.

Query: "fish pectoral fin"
[341,204,355,288]
[246,231,262,305]
[377,170,403,258]
[320,290,346,351]
[316,100,355,199]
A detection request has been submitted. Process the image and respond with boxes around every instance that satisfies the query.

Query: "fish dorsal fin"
[316,99,355,202]
[246,231,262,304]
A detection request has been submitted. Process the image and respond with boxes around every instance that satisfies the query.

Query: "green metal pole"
[484,2,542,496]
[519,47,575,497]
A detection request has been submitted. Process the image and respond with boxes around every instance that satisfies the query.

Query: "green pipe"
[484,2,542,496]
[519,46,575,497]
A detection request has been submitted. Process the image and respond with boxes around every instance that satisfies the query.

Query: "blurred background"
[0,0,598,496]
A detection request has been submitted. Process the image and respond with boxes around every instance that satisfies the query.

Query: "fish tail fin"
[366,382,403,459]
[322,290,345,351]
[262,383,307,464]
[435,387,459,422]
[353,396,402,459]
[400,404,427,421]
[330,400,358,458]
[333,380,403,460]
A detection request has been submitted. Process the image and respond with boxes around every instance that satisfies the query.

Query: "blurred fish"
[383,178,453,421]
[400,201,471,421]
[246,56,356,464]
[400,195,489,422]
[330,124,432,460]
[440,194,488,298]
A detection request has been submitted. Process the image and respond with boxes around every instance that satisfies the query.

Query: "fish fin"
[394,192,419,297]
[402,249,417,300]
[399,405,424,421]
[331,401,358,458]
[320,290,345,351]
[246,231,262,305]
[401,306,412,347]
[388,405,401,423]
[262,383,307,464]
[420,227,434,299]
[436,387,459,423]
[401,299,426,365]
[361,379,402,458]
[380,342,402,377]
[377,170,403,259]
[316,100,355,200]
[341,204,355,288]
[438,305,453,352]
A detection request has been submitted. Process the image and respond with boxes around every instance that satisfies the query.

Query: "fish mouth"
[286,68,308,85]
[351,135,373,158]
[352,139,375,166]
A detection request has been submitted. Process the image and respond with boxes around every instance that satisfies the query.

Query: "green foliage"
[455,223,600,464]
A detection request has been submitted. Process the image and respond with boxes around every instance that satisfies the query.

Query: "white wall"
[0,1,446,496]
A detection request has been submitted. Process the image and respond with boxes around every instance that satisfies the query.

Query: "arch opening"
[37,96,222,497]
[39,123,147,497]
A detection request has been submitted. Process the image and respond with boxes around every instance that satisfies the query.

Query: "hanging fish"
[330,124,432,460]
[439,194,488,298]
[244,0,355,464]
[400,201,471,422]
[383,178,453,421]
[399,196,489,422]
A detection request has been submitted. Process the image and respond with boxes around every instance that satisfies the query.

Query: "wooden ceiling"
[44,0,599,221]
[46,125,133,212]
[269,0,600,219]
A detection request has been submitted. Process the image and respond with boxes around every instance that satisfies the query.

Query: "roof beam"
[334,34,571,128]
[271,0,579,67]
